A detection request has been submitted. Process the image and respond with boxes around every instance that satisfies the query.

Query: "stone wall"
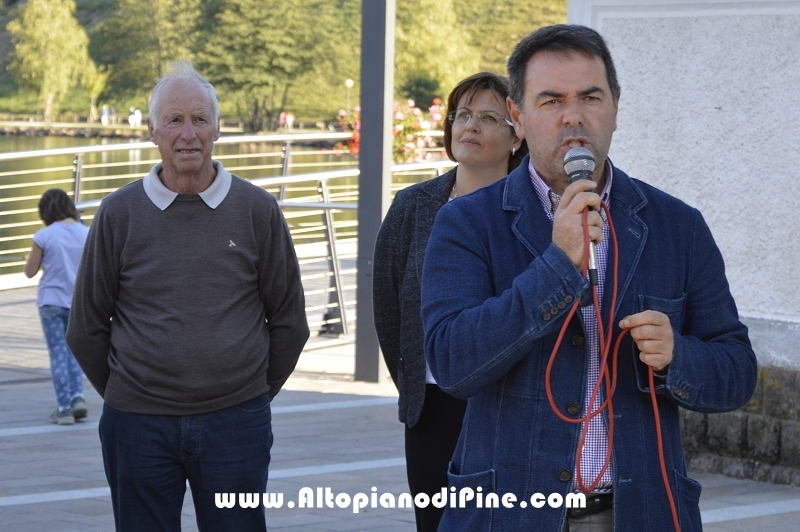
[681,366,800,486]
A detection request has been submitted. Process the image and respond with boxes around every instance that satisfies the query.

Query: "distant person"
[67,61,309,531]
[134,108,142,127]
[285,112,295,130]
[373,72,527,532]
[24,189,89,426]
[100,105,110,126]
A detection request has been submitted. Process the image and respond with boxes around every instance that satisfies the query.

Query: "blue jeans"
[38,305,83,408]
[99,393,273,532]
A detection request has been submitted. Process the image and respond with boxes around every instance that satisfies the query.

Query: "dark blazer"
[422,156,757,531]
[373,167,457,426]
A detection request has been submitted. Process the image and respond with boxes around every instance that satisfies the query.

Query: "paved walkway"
[2,287,800,531]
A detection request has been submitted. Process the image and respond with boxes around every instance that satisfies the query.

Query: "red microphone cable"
[544,200,681,531]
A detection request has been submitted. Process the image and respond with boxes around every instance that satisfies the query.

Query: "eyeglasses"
[448,110,514,128]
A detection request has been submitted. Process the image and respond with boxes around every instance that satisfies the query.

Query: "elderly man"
[421,25,757,531]
[67,62,309,531]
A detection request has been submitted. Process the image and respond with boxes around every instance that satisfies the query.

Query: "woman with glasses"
[373,72,528,532]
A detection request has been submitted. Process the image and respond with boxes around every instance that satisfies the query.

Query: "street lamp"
[345,78,354,110]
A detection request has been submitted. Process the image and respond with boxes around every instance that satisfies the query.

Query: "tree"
[6,0,90,121]
[97,0,201,105]
[83,62,110,123]
[395,0,479,107]
[196,0,337,132]
[452,0,566,74]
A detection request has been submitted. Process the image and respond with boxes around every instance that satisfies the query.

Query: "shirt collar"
[143,160,232,211]
[528,158,614,216]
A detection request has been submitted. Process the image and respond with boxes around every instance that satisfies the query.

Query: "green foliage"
[399,74,439,110]
[280,0,360,124]
[452,0,566,74]
[95,0,201,106]
[6,0,90,121]
[395,0,479,108]
[83,62,110,121]
[0,77,41,117]
[197,0,337,132]
[0,0,567,125]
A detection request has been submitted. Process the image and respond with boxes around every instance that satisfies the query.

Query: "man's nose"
[180,120,197,139]
[561,98,584,127]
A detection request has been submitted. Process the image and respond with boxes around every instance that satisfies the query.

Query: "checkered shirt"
[528,158,614,493]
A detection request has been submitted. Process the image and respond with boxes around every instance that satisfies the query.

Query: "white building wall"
[568,0,800,368]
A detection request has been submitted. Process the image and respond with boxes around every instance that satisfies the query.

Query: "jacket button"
[558,470,572,482]
[567,402,581,416]
[550,306,559,315]
[557,300,567,309]
[543,312,551,321]
[564,295,574,303]
[571,335,585,349]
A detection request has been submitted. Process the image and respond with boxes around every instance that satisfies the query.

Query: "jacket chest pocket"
[638,294,686,332]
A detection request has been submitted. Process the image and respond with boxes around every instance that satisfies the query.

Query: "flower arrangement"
[335,99,445,163]
[391,99,444,163]
[335,106,361,156]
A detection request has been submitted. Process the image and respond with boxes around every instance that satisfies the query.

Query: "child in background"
[24,189,90,425]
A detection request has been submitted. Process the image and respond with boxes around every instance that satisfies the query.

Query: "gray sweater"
[67,175,309,415]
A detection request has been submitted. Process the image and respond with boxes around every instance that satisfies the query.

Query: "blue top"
[33,221,89,308]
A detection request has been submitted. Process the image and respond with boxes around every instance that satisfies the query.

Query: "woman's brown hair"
[443,72,529,173]
[38,189,80,226]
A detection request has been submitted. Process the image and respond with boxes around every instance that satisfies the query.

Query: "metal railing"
[0,132,453,336]
[0,133,355,258]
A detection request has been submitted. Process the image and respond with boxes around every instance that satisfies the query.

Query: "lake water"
[0,134,444,276]
[0,135,140,153]
[0,134,361,271]
[0,134,357,183]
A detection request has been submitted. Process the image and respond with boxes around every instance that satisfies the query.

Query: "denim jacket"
[421,157,757,531]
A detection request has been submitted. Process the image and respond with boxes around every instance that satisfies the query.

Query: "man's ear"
[507,97,526,141]
[148,119,157,144]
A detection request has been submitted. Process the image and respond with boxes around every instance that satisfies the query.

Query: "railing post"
[317,180,349,336]
[278,141,292,201]
[72,154,83,204]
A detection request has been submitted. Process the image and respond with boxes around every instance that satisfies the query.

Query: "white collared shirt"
[142,160,232,210]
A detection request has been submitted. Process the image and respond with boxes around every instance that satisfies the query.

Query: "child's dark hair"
[38,189,79,226]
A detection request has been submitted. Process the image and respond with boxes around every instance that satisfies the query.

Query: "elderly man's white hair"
[148,61,220,128]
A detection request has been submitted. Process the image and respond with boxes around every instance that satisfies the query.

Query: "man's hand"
[552,180,603,270]
[619,310,674,372]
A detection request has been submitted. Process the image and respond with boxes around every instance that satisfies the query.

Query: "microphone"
[564,147,599,285]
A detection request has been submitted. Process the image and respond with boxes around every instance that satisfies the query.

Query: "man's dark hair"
[38,188,80,226]
[507,24,620,108]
